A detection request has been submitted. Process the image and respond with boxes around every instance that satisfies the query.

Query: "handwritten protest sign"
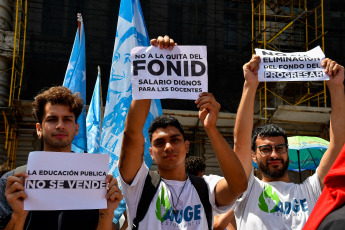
[131,45,208,100]
[24,151,109,210]
[255,46,328,82]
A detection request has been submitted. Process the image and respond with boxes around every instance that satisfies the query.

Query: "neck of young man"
[158,168,188,181]
[43,145,72,153]
[261,173,290,183]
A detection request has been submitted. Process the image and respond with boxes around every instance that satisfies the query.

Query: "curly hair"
[0,163,10,177]
[32,86,84,124]
[185,156,206,177]
[148,115,185,142]
[251,124,288,151]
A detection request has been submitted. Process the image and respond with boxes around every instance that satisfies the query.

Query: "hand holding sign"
[243,54,260,88]
[150,35,177,50]
[5,172,29,221]
[99,175,123,219]
[322,58,345,89]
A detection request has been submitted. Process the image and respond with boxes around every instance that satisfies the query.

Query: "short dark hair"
[32,86,84,124]
[251,124,288,151]
[148,115,185,142]
[185,156,206,176]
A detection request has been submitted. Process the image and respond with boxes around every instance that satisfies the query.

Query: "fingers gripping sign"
[150,35,177,50]
[322,58,345,88]
[195,92,221,129]
[102,175,123,214]
[243,54,260,86]
[5,172,29,216]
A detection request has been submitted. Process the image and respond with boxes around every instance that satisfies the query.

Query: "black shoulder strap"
[188,174,212,230]
[132,171,161,230]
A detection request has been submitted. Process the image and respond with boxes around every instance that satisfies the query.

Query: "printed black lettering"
[132,60,146,76]
[167,61,181,76]
[148,60,164,76]
[191,61,206,76]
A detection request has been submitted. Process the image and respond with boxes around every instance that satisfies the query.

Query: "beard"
[257,156,289,179]
[42,133,73,150]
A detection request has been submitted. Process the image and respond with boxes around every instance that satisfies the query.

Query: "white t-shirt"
[234,169,321,230]
[120,163,230,230]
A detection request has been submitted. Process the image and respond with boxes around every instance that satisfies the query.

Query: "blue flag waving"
[63,13,87,152]
[100,0,162,222]
[86,66,102,153]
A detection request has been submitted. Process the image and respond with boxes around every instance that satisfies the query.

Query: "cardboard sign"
[131,45,208,100]
[24,151,109,210]
[255,46,328,82]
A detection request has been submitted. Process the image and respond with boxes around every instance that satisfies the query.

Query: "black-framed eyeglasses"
[257,144,288,156]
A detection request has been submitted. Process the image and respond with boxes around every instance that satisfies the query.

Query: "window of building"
[224,12,238,49]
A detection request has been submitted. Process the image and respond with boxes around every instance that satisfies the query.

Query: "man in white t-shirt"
[118,36,248,230]
[233,55,345,229]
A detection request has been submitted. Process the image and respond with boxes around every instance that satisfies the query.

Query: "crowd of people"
[0,36,344,230]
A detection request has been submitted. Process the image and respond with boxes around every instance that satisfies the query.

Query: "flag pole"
[98,65,104,128]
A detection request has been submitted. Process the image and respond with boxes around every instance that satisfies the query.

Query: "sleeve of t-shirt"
[202,174,232,214]
[231,167,255,211]
[237,168,254,200]
[303,168,322,202]
[119,162,149,217]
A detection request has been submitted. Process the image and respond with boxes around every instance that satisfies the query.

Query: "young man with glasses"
[251,124,290,181]
[232,55,345,230]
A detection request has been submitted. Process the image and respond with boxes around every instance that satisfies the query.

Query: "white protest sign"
[255,46,328,82]
[131,45,208,100]
[24,151,109,210]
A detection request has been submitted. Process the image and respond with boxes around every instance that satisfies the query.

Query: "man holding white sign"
[232,55,345,229]
[1,86,123,230]
[119,36,247,230]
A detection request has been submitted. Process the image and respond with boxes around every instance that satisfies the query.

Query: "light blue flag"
[86,67,102,153]
[63,13,87,152]
[100,0,162,222]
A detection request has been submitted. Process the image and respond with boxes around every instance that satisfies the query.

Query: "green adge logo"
[258,184,309,215]
[156,186,171,222]
[258,184,280,213]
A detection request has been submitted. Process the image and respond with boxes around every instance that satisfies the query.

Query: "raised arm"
[233,55,260,179]
[119,99,151,184]
[317,58,345,190]
[119,36,176,184]
[195,93,247,206]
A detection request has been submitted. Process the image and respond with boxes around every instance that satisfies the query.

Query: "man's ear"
[149,147,154,160]
[36,123,42,139]
[75,123,79,136]
[252,150,257,163]
[185,140,190,154]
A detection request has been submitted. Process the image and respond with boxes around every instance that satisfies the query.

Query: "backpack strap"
[132,171,161,230]
[188,174,212,230]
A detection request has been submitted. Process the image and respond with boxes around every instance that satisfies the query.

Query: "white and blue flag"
[63,13,87,152]
[100,0,162,222]
[86,66,102,153]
